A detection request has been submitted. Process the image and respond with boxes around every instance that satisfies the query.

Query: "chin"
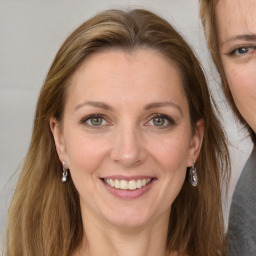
[103,207,154,229]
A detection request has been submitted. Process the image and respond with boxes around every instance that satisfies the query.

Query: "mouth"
[102,178,153,191]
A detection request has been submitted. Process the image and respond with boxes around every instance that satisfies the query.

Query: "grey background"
[0,0,252,240]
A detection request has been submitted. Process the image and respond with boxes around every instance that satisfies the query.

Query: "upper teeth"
[104,178,151,190]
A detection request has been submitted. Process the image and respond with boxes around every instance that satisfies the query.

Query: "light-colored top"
[227,146,256,256]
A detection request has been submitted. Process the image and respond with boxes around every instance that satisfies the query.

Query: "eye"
[152,116,167,126]
[89,116,104,126]
[146,114,175,128]
[81,114,108,127]
[231,46,255,56]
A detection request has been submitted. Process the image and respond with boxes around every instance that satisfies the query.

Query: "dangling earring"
[61,161,68,183]
[189,164,198,187]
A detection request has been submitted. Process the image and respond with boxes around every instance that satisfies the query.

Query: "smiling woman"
[3,9,230,256]
[50,48,198,229]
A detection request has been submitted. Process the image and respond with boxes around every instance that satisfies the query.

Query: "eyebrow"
[223,34,256,46]
[75,100,183,115]
[75,101,113,111]
[144,102,183,116]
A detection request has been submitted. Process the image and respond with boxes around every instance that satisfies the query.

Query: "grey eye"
[90,117,103,126]
[152,117,166,126]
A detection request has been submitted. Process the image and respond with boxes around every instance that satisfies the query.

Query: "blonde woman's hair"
[199,0,256,143]
[4,9,230,256]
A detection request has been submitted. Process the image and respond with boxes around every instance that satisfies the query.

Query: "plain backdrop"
[0,0,253,238]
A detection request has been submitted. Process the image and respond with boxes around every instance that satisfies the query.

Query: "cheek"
[151,137,190,206]
[65,133,110,176]
[223,62,256,99]
[223,62,256,131]
[149,135,191,175]
[226,69,244,96]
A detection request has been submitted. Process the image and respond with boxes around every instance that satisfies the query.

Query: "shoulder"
[232,146,256,201]
[229,149,256,216]
[227,147,256,255]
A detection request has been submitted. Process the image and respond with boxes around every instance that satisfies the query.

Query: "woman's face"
[51,49,203,229]
[216,0,256,132]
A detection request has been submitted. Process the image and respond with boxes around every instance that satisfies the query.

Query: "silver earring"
[189,164,198,187]
[61,161,68,183]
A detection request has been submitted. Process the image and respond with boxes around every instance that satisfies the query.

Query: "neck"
[74,209,172,256]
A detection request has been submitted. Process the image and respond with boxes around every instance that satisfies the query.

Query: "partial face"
[51,49,203,229]
[216,0,256,132]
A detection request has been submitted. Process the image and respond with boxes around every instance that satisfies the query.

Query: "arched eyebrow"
[144,102,183,116]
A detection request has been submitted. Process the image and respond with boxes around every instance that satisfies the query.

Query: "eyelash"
[80,114,109,127]
[230,46,256,56]
[80,113,176,129]
[146,114,176,128]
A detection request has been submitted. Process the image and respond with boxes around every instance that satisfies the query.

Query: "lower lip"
[101,179,155,199]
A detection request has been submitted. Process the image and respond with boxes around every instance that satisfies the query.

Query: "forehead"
[216,0,256,42]
[68,48,185,96]
[65,48,188,111]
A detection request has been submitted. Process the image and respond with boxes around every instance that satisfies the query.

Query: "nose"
[110,125,147,168]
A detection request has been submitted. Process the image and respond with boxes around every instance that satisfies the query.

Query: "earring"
[189,164,198,187]
[61,161,68,183]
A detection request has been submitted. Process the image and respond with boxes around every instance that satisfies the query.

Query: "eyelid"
[229,46,256,56]
[80,113,176,128]
[80,114,111,127]
[145,113,176,127]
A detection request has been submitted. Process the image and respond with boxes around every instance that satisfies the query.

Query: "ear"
[187,119,204,167]
[50,117,69,167]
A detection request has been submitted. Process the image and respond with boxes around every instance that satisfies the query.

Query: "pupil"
[238,48,248,54]
[153,117,164,126]
[91,117,102,125]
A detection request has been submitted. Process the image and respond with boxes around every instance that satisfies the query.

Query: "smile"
[103,178,152,190]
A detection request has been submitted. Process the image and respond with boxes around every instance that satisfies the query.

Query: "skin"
[51,48,204,256]
[216,0,256,132]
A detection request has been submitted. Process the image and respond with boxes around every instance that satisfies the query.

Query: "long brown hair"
[4,9,230,256]
[199,0,256,143]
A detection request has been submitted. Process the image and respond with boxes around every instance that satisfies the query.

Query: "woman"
[199,0,256,255]
[4,9,229,256]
